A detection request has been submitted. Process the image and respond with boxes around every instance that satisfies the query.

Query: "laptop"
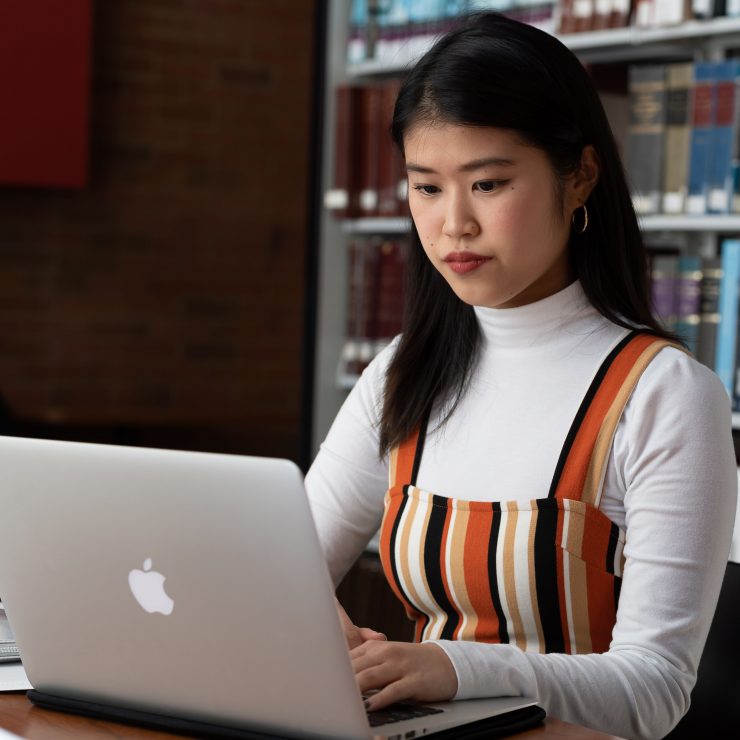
[0,436,540,739]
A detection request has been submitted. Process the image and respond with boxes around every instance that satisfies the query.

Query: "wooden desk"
[0,692,623,739]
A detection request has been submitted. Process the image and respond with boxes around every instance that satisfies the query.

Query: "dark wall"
[0,0,317,460]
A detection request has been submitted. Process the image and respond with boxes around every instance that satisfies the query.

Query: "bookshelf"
[312,2,740,454]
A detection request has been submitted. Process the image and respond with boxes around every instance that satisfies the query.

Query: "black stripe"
[487,502,509,644]
[533,500,565,653]
[547,331,641,498]
[409,406,432,486]
[423,498,459,640]
[386,486,428,637]
[614,575,622,610]
[605,523,620,576]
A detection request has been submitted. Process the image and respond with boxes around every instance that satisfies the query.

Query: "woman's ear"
[569,145,600,209]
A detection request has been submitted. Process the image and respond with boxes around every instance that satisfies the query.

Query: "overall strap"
[548,331,683,507]
[388,407,431,489]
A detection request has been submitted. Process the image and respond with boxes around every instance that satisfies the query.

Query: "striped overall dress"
[379,332,678,655]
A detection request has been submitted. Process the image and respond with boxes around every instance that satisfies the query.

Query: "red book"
[558,1,577,33]
[376,240,406,340]
[326,85,362,218]
[377,80,403,217]
[359,85,383,218]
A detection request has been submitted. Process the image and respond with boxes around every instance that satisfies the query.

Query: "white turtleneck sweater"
[304,280,737,739]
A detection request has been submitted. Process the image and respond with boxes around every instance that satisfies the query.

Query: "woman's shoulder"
[629,340,732,428]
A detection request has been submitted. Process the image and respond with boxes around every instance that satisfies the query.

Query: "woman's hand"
[335,598,387,650]
[351,640,458,711]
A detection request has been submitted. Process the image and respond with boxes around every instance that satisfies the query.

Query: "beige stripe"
[395,492,431,636]
[583,340,682,507]
[527,504,545,652]
[447,506,478,640]
[388,446,399,488]
[503,501,527,650]
[564,503,585,559]
[568,554,593,654]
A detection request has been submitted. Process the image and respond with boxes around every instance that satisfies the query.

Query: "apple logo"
[128,558,174,615]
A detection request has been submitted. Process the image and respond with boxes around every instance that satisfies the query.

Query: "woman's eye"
[474,180,503,193]
[412,184,440,195]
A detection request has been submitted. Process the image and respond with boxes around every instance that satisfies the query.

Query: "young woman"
[306,12,737,739]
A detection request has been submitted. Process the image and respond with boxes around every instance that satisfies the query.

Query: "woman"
[306,12,737,739]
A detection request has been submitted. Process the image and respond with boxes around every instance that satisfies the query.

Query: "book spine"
[675,255,703,355]
[650,253,680,330]
[633,0,655,27]
[325,86,361,218]
[558,0,578,33]
[715,238,740,396]
[573,0,595,31]
[377,80,402,217]
[697,257,723,368]
[592,0,611,28]
[359,85,382,218]
[609,0,632,26]
[692,0,715,17]
[662,63,693,213]
[686,62,717,215]
[729,0,740,16]
[627,64,667,214]
[708,61,738,214]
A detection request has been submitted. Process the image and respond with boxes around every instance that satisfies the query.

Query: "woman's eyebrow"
[405,156,516,174]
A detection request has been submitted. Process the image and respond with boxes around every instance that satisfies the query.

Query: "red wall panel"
[0,0,92,187]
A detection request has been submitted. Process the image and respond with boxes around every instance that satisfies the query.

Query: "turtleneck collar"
[473,280,597,350]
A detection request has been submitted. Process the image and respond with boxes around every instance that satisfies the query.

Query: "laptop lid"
[0,436,538,740]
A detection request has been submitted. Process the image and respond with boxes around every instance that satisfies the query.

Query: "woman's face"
[404,123,584,309]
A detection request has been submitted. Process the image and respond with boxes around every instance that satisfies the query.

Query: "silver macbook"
[0,435,538,739]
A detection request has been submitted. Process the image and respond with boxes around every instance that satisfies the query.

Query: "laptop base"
[27,689,546,739]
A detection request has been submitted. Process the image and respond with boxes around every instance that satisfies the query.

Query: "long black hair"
[378,11,677,456]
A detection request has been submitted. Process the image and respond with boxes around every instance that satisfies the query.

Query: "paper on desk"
[0,662,31,692]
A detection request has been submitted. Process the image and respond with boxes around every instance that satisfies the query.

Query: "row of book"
[559,1,740,34]
[627,60,740,216]
[347,1,740,65]
[655,239,740,409]
[339,238,406,380]
[325,81,408,219]
[348,1,556,65]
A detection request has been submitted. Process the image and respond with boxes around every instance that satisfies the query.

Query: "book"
[609,0,632,26]
[633,0,655,27]
[686,62,717,215]
[696,257,722,368]
[377,80,403,217]
[358,84,383,217]
[325,85,362,218]
[662,63,693,214]
[675,255,703,355]
[715,238,740,397]
[708,60,740,214]
[650,253,680,330]
[627,64,667,214]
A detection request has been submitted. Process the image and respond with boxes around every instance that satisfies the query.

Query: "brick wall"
[0,0,316,459]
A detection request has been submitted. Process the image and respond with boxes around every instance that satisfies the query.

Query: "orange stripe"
[554,334,662,501]
[462,507,500,642]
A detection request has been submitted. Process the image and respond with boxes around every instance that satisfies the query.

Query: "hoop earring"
[571,204,588,234]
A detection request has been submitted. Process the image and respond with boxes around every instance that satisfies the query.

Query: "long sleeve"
[304,342,394,585]
[432,349,737,740]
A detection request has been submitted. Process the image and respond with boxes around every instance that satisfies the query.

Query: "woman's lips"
[443,251,492,275]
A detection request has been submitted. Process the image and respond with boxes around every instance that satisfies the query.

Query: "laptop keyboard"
[367,702,444,727]
[0,641,20,663]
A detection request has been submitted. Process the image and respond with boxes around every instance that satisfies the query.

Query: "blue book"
[675,255,703,355]
[686,62,717,215]
[708,61,740,214]
[715,239,740,397]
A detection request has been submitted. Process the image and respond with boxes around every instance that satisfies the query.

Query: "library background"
[0,1,738,736]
